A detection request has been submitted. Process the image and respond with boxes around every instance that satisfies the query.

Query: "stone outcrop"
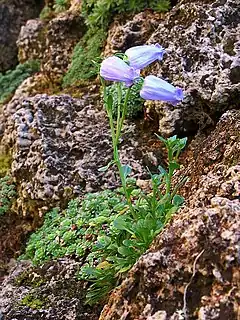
[0,93,163,216]
[104,10,163,57]
[0,0,239,319]
[17,11,86,81]
[0,0,44,72]
[99,109,240,320]
[1,109,239,320]
[104,0,240,136]
[0,258,102,320]
[148,0,240,136]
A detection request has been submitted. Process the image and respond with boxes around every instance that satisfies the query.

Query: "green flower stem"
[101,78,116,146]
[166,170,172,195]
[101,78,136,219]
[116,83,122,141]
[115,87,131,144]
[113,145,136,219]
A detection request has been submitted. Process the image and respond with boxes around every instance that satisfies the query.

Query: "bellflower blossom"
[140,75,184,105]
[100,56,140,87]
[125,44,165,70]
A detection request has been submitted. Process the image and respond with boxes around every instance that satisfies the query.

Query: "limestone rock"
[104,11,162,57]
[0,0,43,72]
[17,11,86,81]
[104,0,240,136]
[0,93,163,216]
[0,258,101,320]
[17,19,46,64]
[99,110,240,319]
[146,0,240,136]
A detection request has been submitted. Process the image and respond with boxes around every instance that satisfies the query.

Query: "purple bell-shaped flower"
[125,44,165,70]
[100,56,140,86]
[140,75,184,105]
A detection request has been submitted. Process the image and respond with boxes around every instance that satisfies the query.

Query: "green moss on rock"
[0,60,40,104]
[0,153,12,177]
[63,28,106,86]
[14,270,46,288]
[20,294,48,310]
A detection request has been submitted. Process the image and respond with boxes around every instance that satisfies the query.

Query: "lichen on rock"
[147,0,240,136]
[0,259,102,320]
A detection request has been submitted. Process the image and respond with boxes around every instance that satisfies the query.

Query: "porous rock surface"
[148,0,240,136]
[105,0,240,136]
[99,109,240,320]
[104,10,163,57]
[17,11,86,80]
[0,93,162,216]
[0,0,43,72]
[0,258,102,320]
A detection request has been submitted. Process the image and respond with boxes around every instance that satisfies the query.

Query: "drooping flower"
[140,75,184,105]
[100,56,140,86]
[125,44,165,70]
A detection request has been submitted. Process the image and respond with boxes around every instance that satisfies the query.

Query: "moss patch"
[20,293,48,310]
[0,153,12,177]
[0,60,40,105]
[63,28,106,86]
[15,270,46,288]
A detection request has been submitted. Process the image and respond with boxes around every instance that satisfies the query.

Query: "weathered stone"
[0,0,44,72]
[104,11,163,57]
[17,19,46,63]
[104,0,240,136]
[146,0,240,136]
[0,93,163,216]
[99,110,240,320]
[0,259,102,320]
[17,11,86,81]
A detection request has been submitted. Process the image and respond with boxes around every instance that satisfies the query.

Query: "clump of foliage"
[63,29,106,86]
[39,5,53,20]
[105,81,144,119]
[0,60,40,104]
[20,189,125,265]
[79,135,187,304]
[0,176,17,216]
[53,0,70,13]
[21,135,186,304]
[63,0,170,85]
[81,0,170,30]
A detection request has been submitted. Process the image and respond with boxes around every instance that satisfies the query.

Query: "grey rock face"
[146,0,240,136]
[104,0,240,136]
[104,11,162,57]
[0,93,162,216]
[0,259,101,320]
[0,0,44,72]
[17,19,46,63]
[17,12,86,80]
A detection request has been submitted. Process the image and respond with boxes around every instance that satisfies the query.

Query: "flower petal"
[140,75,184,105]
[125,44,165,70]
[100,56,139,86]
